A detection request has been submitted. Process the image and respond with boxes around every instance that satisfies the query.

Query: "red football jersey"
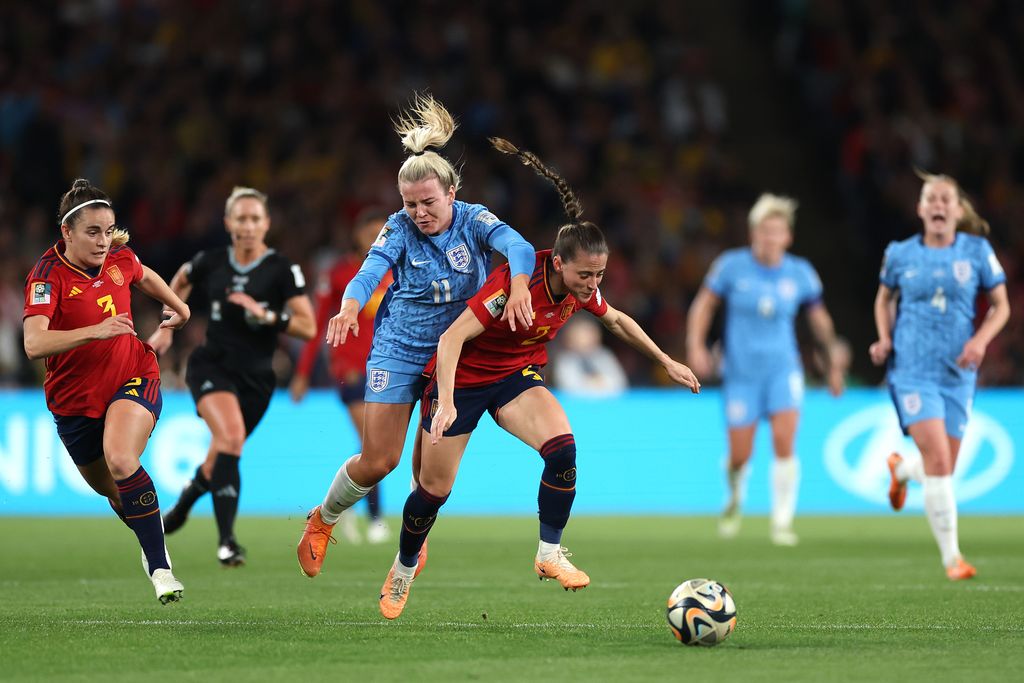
[295,256,393,382]
[426,249,608,387]
[23,241,159,418]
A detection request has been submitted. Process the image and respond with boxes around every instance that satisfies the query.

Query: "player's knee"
[358,452,401,485]
[539,434,577,490]
[213,431,246,455]
[104,450,141,480]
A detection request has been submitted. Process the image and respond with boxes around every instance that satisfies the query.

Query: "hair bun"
[71,178,92,190]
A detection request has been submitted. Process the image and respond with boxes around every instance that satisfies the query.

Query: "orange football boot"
[534,546,590,591]
[379,565,415,620]
[946,557,977,581]
[297,505,336,577]
[887,452,908,511]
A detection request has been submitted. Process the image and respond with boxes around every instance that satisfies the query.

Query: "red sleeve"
[126,247,144,284]
[465,264,512,328]
[24,275,60,321]
[583,287,609,317]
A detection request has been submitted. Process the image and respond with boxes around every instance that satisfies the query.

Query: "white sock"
[538,540,561,559]
[393,553,416,579]
[725,461,750,510]
[923,475,960,567]
[771,456,800,531]
[895,453,925,484]
[320,455,372,524]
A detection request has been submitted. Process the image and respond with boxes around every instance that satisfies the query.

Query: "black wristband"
[273,311,290,331]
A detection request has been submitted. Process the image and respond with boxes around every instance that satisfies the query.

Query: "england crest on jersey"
[952,260,972,285]
[446,244,472,272]
[368,369,390,393]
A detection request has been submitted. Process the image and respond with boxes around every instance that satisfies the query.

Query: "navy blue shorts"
[421,365,546,437]
[55,376,163,466]
[338,374,367,405]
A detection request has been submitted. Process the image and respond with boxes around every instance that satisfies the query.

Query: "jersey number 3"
[96,294,117,317]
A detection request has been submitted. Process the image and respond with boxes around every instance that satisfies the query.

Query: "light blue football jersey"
[704,248,823,379]
[880,232,1005,385]
[345,201,534,366]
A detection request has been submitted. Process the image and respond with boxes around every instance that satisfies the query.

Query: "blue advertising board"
[0,388,1020,515]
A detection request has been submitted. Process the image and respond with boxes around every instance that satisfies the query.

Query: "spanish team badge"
[106,264,124,286]
[446,244,472,272]
[560,300,575,321]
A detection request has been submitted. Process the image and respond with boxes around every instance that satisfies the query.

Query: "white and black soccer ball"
[666,578,737,646]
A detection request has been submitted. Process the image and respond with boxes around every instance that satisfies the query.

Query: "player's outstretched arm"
[146,261,193,353]
[136,265,190,331]
[685,286,720,379]
[326,298,360,346]
[501,273,534,332]
[23,313,135,360]
[599,305,700,394]
[430,309,487,444]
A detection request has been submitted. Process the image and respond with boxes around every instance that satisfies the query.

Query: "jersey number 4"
[96,294,117,317]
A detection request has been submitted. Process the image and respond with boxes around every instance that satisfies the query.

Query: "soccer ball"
[666,578,737,646]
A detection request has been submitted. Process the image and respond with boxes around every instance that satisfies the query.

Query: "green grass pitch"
[1,515,1021,682]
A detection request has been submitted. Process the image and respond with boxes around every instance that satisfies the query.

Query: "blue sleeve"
[486,224,535,278]
[704,253,732,296]
[978,238,1007,290]
[879,242,899,289]
[342,251,392,308]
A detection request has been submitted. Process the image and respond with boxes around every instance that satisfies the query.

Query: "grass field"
[1,515,1022,682]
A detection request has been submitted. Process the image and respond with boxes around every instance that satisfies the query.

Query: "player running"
[23,178,191,603]
[377,137,700,620]
[873,171,1009,580]
[686,193,845,546]
[149,186,315,567]
[295,94,536,579]
[290,208,394,544]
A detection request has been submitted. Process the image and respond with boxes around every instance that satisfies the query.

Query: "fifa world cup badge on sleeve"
[30,282,51,305]
[484,289,507,318]
[446,244,472,272]
[372,225,391,248]
[369,369,390,393]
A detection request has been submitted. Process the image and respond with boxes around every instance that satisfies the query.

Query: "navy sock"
[210,452,241,545]
[398,486,448,568]
[116,467,169,575]
[538,434,577,544]
[366,485,381,520]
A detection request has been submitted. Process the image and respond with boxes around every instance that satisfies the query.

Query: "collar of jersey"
[229,246,275,273]
[542,255,566,304]
[54,240,104,279]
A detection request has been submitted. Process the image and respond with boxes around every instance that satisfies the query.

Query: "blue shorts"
[364,350,428,405]
[888,379,973,438]
[722,369,804,428]
[421,365,547,436]
[55,376,163,466]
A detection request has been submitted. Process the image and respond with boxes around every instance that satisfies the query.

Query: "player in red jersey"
[291,209,394,544]
[378,139,701,619]
[22,179,191,604]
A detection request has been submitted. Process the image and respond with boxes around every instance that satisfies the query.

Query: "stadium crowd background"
[1,0,1021,391]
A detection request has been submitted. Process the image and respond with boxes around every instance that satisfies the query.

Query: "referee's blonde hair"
[394,93,461,191]
[224,186,269,216]
[748,193,798,231]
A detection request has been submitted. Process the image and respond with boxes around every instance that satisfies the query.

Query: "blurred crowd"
[2,0,1020,390]
[768,0,1024,385]
[1,0,753,390]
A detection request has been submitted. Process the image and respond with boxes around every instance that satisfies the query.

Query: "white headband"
[61,199,111,226]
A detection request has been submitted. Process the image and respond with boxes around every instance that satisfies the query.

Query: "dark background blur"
[2,0,1022,389]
